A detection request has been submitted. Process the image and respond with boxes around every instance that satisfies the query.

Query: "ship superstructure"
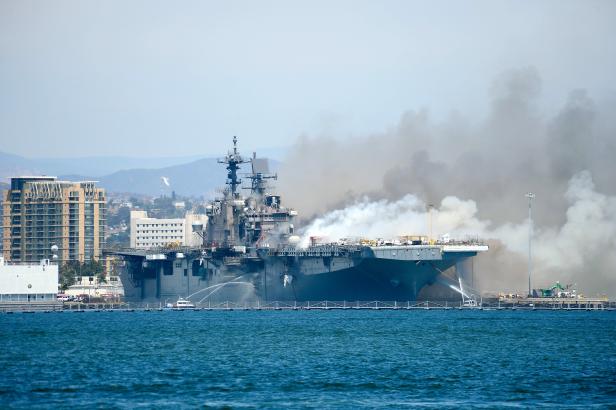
[108,138,488,303]
[205,136,296,248]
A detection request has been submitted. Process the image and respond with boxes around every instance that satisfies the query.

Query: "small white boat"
[173,298,196,309]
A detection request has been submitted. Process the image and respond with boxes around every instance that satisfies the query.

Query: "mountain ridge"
[0,150,282,197]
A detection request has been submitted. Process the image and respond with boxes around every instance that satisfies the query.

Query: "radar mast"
[218,136,250,198]
[246,152,277,197]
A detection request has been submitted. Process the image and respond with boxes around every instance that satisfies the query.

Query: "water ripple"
[1,310,614,408]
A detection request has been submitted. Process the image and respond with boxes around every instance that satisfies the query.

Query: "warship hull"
[263,259,457,301]
[113,245,486,303]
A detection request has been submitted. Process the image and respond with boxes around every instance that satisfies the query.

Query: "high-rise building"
[2,177,106,263]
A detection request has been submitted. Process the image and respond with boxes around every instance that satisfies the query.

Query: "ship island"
[107,137,488,304]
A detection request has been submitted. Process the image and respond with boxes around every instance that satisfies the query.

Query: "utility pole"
[525,192,535,297]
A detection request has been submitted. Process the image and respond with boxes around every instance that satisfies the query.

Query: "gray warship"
[110,137,488,303]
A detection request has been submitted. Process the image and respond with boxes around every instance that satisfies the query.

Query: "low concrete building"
[130,211,206,249]
[0,256,58,302]
[64,274,124,300]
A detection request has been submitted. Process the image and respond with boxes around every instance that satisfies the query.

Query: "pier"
[1,298,615,313]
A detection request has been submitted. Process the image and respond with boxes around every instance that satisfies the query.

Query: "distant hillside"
[61,158,280,197]
[60,159,222,197]
[0,152,40,180]
[0,151,205,180]
[0,147,288,184]
[0,149,281,197]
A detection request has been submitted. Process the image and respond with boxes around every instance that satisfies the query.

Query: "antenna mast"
[218,136,250,198]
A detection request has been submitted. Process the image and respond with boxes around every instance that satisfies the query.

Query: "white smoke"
[300,171,616,296]
[300,194,487,246]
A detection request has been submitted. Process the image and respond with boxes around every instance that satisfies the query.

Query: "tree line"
[59,260,106,291]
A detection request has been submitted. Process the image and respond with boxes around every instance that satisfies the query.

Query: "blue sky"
[1,0,614,158]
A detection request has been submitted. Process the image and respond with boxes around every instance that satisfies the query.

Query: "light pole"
[525,193,535,297]
[51,245,59,301]
[427,204,435,244]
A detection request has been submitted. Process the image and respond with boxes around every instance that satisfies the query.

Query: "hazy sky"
[0,0,614,158]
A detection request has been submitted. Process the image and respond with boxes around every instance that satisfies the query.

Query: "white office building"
[130,211,205,249]
[0,256,58,302]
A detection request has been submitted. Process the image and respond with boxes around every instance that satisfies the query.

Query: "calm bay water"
[1,310,615,408]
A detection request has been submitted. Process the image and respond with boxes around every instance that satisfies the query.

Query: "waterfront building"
[130,210,205,249]
[64,273,125,300]
[0,256,58,302]
[2,176,106,263]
